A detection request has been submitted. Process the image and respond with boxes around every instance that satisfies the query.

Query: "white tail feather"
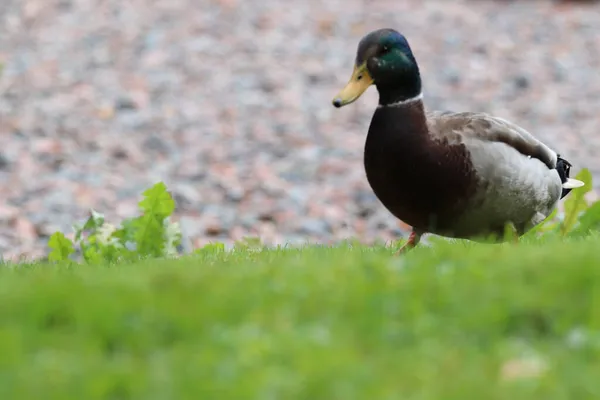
[562,178,585,189]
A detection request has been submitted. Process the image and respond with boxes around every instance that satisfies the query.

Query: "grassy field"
[1,236,600,399]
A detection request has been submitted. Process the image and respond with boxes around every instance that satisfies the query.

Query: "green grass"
[1,237,600,399]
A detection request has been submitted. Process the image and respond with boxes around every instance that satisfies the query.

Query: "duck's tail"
[556,156,585,199]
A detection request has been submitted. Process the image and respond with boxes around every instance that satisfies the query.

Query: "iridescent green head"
[332,29,422,107]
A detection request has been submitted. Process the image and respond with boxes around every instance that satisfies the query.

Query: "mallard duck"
[332,28,585,254]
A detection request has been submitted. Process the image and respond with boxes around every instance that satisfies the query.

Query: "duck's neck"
[376,72,422,107]
[377,92,424,109]
[371,98,429,140]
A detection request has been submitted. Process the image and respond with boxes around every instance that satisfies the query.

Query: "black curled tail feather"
[556,155,573,199]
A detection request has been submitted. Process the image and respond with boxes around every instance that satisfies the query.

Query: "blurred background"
[0,0,599,260]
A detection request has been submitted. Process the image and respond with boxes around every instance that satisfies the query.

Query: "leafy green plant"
[527,168,598,238]
[47,182,182,264]
[47,232,75,262]
[561,168,593,235]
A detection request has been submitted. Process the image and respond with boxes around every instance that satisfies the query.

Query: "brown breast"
[363,102,478,233]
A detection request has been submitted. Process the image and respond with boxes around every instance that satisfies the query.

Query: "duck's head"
[332,29,422,108]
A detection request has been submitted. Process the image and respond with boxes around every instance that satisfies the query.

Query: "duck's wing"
[426,111,559,168]
[426,110,584,189]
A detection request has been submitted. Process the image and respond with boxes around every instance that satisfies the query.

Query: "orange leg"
[394,230,422,256]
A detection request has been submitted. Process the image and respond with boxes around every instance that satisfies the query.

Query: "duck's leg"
[394,229,422,255]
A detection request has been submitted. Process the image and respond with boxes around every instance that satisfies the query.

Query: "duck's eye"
[380,45,390,55]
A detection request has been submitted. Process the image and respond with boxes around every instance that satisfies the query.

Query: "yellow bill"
[332,63,373,108]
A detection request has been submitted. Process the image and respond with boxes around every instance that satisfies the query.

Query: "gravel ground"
[1,0,600,260]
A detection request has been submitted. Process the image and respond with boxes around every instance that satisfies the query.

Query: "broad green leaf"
[132,182,178,258]
[81,242,102,264]
[48,232,75,262]
[569,201,600,237]
[82,209,105,233]
[74,209,105,243]
[138,182,175,218]
[112,217,136,246]
[561,168,593,236]
[133,213,165,258]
